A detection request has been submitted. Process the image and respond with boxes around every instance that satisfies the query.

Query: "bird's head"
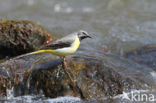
[77,30,92,41]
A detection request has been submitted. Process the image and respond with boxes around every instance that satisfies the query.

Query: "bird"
[32,30,91,56]
[16,30,92,70]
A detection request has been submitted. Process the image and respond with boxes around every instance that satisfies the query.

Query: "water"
[0,0,156,102]
[1,0,156,55]
[2,89,156,103]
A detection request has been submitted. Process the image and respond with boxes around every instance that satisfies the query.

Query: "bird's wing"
[43,41,71,50]
[41,33,77,50]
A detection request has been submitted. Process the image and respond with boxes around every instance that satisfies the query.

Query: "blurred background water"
[1,0,156,56]
[0,0,156,102]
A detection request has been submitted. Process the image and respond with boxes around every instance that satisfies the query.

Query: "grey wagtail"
[29,30,91,57]
[16,30,91,65]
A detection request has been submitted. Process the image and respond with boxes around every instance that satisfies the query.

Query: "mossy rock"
[0,20,52,59]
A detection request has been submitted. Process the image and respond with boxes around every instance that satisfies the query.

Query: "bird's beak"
[87,35,92,38]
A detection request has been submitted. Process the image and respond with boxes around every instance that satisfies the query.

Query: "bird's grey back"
[39,32,78,50]
[54,32,78,44]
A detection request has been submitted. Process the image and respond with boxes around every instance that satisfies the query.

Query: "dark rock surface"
[0,53,155,99]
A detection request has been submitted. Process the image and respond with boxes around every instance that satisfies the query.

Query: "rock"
[124,44,156,70]
[0,53,155,99]
[0,20,52,59]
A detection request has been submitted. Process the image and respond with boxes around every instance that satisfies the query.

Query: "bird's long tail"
[14,49,55,59]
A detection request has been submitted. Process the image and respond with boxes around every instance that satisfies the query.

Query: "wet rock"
[0,20,52,59]
[124,44,156,70]
[0,75,9,96]
[0,53,155,99]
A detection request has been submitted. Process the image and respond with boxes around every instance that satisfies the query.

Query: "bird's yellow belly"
[51,37,80,56]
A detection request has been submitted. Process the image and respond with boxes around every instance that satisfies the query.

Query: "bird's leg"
[60,56,85,99]
[61,56,70,71]
[60,56,74,82]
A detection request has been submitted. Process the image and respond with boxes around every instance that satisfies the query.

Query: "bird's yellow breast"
[52,36,80,56]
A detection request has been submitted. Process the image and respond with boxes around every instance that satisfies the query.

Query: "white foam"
[150,72,156,80]
[6,87,14,99]
[27,0,35,6]
[44,96,80,103]
[83,7,93,13]
[54,4,73,13]
[54,4,61,12]
[3,95,80,103]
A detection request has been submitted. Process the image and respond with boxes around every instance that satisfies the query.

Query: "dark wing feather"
[41,42,71,50]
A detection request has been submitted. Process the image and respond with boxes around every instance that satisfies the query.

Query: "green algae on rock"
[0,20,52,59]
